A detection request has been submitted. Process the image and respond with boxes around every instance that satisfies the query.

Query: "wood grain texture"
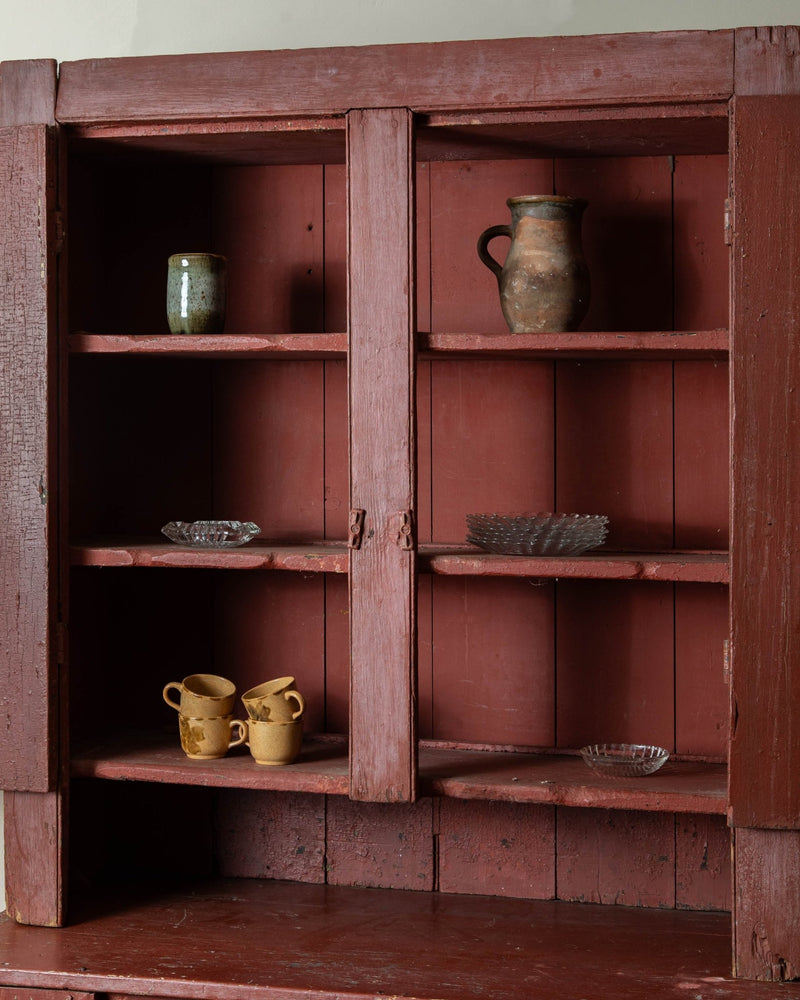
[4,791,63,926]
[735,26,800,96]
[5,877,796,1000]
[348,108,416,802]
[54,31,734,124]
[733,827,800,980]
[0,124,58,792]
[729,96,800,829]
[0,60,56,126]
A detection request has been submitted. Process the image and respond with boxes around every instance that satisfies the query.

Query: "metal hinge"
[723,197,733,246]
[395,509,414,550]
[54,210,66,254]
[348,508,366,549]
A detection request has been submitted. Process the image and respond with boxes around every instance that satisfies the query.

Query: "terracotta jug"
[477,195,589,333]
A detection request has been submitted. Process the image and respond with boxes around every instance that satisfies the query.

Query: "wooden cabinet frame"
[1,26,800,996]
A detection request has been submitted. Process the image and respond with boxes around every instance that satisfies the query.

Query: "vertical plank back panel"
[348,108,416,801]
[0,124,58,793]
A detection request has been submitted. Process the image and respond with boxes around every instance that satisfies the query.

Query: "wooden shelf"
[71,732,350,794]
[70,541,349,572]
[69,332,348,358]
[420,547,730,583]
[418,329,729,359]
[71,734,726,814]
[0,876,794,1000]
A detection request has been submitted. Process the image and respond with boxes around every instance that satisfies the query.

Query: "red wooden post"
[348,107,417,802]
[729,90,800,979]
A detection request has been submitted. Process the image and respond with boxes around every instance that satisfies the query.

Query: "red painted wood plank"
[348,108,416,802]
[326,797,435,890]
[421,548,729,582]
[437,798,555,899]
[429,578,555,746]
[675,585,729,757]
[4,791,64,926]
[212,164,326,334]
[69,332,347,356]
[735,26,800,95]
[55,31,734,125]
[70,542,348,571]
[0,124,58,793]
[676,814,731,912]
[556,582,675,751]
[729,96,800,830]
[557,808,677,908]
[215,789,326,883]
[5,878,789,1000]
[70,733,349,794]
[420,329,729,357]
[733,827,800,980]
[0,60,57,126]
[420,747,726,815]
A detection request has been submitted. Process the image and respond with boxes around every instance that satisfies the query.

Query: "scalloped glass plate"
[580,743,669,777]
[161,520,261,548]
[466,512,609,556]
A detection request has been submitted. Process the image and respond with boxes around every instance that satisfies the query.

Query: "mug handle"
[284,689,306,720]
[162,681,183,712]
[477,224,511,277]
[228,719,247,750]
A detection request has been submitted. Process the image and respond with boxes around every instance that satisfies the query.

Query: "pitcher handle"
[477,224,511,277]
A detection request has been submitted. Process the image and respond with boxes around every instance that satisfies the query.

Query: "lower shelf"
[70,733,727,814]
[0,877,794,1000]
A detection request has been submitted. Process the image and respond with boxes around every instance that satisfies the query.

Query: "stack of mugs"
[162,673,246,760]
[162,673,306,765]
[241,676,305,766]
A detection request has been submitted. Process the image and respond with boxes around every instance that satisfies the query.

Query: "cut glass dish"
[580,743,669,777]
[161,520,261,548]
[466,512,608,556]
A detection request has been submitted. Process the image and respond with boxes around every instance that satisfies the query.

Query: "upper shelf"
[70,330,729,360]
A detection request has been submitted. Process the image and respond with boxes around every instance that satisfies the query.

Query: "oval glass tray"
[162,520,261,548]
[580,743,669,777]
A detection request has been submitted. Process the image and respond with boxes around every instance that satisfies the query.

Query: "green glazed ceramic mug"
[166,252,227,334]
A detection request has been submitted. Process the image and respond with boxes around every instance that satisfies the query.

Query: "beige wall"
[2,0,800,918]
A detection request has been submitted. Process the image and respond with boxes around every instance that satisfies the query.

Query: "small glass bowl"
[580,743,669,777]
[161,520,261,548]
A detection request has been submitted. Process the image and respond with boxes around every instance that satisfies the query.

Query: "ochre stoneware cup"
[246,718,303,765]
[241,676,305,722]
[163,673,236,718]
[178,714,247,760]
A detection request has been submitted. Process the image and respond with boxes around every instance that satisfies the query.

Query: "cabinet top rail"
[53,30,735,125]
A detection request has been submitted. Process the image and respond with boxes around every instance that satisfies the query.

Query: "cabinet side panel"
[0,125,58,792]
[735,27,800,96]
[729,96,800,829]
[0,60,56,126]
[348,108,416,802]
[733,827,800,980]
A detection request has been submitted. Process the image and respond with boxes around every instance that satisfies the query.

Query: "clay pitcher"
[477,195,589,333]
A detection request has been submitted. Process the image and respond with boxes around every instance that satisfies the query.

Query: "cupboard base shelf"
[0,877,794,1000]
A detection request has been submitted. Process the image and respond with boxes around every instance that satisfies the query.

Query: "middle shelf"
[71,732,727,814]
[70,542,729,582]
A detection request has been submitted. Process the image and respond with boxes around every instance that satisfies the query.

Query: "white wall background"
[2,0,800,918]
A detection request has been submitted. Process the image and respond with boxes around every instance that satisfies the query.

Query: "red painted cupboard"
[1,26,800,999]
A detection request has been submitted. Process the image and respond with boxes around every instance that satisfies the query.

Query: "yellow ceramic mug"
[246,718,303,765]
[241,676,305,722]
[162,673,236,718]
[178,715,247,760]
